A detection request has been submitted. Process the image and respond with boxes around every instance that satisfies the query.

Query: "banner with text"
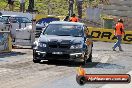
[88,27,132,44]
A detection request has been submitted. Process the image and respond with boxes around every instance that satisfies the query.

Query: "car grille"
[49,44,58,48]
[59,44,70,48]
[46,53,70,59]
[48,43,70,49]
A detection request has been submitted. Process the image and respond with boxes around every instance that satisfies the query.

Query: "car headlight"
[70,44,83,49]
[33,41,38,46]
[33,41,46,47]
[38,42,47,47]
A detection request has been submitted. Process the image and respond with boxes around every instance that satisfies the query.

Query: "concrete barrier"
[0,31,12,53]
[88,27,132,44]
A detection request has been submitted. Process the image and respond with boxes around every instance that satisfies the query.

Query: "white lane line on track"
[93,54,99,58]
[101,71,132,88]
[100,56,109,63]
[0,68,13,75]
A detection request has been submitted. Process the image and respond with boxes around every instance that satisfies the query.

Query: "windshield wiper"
[73,35,82,37]
[57,34,71,36]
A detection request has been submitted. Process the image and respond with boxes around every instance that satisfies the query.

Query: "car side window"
[0,17,8,23]
[15,17,21,23]
[9,17,18,23]
[21,17,31,23]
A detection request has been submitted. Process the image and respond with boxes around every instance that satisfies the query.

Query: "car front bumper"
[33,49,85,62]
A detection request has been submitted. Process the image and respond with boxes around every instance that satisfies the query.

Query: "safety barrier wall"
[0,31,12,53]
[88,27,132,44]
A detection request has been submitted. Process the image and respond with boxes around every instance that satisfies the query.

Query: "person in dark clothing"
[20,0,25,12]
[76,0,83,19]
[7,0,14,11]
[68,0,74,16]
[0,12,2,16]
[63,16,70,21]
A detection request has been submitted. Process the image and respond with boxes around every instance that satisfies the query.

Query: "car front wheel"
[33,58,41,63]
[33,54,41,63]
[83,56,87,65]
[87,50,92,62]
[82,52,88,65]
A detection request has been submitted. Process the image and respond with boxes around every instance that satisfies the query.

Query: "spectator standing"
[0,12,2,16]
[112,19,125,51]
[76,0,83,19]
[20,0,25,12]
[7,0,15,11]
[68,0,74,16]
[70,14,79,22]
[63,16,70,21]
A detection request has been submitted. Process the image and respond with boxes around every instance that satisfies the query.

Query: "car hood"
[36,24,46,28]
[38,35,84,44]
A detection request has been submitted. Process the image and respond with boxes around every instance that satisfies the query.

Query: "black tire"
[82,49,89,65]
[76,75,86,85]
[33,58,41,63]
[87,50,92,62]
[82,56,87,65]
[33,50,41,63]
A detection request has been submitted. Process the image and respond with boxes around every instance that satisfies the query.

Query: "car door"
[0,17,4,31]
[21,17,32,28]
[0,16,11,31]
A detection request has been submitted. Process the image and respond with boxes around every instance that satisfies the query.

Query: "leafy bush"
[0,0,99,16]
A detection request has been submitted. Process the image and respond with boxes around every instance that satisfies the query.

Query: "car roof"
[1,15,17,17]
[49,21,85,26]
[0,15,27,18]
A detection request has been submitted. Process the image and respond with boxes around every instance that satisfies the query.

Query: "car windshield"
[43,24,83,37]
[0,16,10,22]
[11,17,31,23]
[0,16,31,23]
